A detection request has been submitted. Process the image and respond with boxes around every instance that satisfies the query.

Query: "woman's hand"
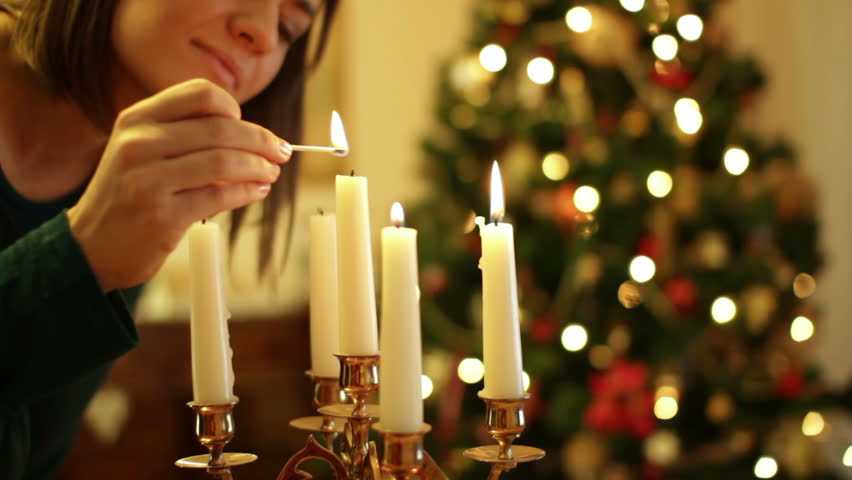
[66,78,292,292]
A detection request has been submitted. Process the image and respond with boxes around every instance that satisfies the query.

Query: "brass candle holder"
[463,393,545,480]
[289,371,348,450]
[175,401,257,478]
[373,423,445,480]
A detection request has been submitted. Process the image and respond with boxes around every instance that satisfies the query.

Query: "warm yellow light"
[527,57,555,85]
[331,110,349,155]
[793,273,817,298]
[390,202,405,226]
[620,0,645,13]
[573,186,600,213]
[654,396,679,420]
[457,358,485,384]
[565,7,593,33]
[522,371,531,391]
[589,345,614,369]
[647,170,673,198]
[723,147,750,176]
[479,44,507,72]
[711,296,737,324]
[843,446,852,466]
[542,152,570,180]
[629,255,656,283]
[754,457,778,479]
[421,375,434,400]
[561,324,589,352]
[802,411,825,436]
[490,161,505,222]
[652,34,679,61]
[791,316,815,342]
[656,385,679,400]
[674,98,702,134]
[677,14,704,41]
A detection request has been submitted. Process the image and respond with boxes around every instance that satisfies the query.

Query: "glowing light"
[677,14,704,41]
[421,375,434,399]
[791,316,815,342]
[674,98,703,134]
[565,7,593,33]
[652,34,679,61]
[490,161,505,222]
[647,170,673,198]
[527,57,555,85]
[522,371,531,391]
[457,358,484,384]
[561,324,589,352]
[843,446,852,466]
[711,296,737,324]
[656,385,679,400]
[390,202,404,226]
[479,44,507,72]
[654,396,679,420]
[330,110,350,155]
[542,152,570,180]
[723,147,750,175]
[620,0,645,13]
[802,411,825,436]
[793,273,817,298]
[629,255,656,283]
[754,457,778,478]
[589,345,614,369]
[573,186,600,213]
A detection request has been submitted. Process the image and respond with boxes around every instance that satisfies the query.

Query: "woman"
[0,0,338,478]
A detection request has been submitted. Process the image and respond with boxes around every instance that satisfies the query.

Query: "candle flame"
[330,110,349,156]
[490,161,505,223]
[390,202,405,227]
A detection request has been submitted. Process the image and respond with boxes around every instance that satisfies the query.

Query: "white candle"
[188,220,236,404]
[379,203,423,432]
[335,174,379,355]
[309,212,340,378]
[479,162,524,399]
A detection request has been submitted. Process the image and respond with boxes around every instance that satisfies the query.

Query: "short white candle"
[335,174,379,355]
[379,203,423,432]
[479,162,524,399]
[188,220,235,404]
[309,211,340,378]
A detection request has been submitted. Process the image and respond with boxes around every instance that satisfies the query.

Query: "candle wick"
[350,169,355,176]
[202,218,207,224]
[318,207,324,215]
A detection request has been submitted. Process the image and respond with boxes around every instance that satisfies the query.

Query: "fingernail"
[280,140,293,161]
[258,184,271,195]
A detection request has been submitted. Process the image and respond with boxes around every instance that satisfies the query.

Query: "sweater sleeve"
[0,211,139,410]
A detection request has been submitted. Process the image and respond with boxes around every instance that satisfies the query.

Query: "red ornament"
[637,235,659,260]
[530,315,558,344]
[650,62,694,91]
[664,277,698,314]
[774,366,806,398]
[583,360,657,438]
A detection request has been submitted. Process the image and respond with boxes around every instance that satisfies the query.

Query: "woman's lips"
[192,40,239,90]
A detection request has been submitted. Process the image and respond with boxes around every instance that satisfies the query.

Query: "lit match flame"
[290,110,349,157]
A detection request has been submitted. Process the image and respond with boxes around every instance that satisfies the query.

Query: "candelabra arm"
[485,462,517,480]
[277,435,348,480]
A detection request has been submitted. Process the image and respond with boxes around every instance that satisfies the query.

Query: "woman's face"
[110,0,319,107]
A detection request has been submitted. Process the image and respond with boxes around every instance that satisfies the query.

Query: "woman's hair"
[0,0,339,275]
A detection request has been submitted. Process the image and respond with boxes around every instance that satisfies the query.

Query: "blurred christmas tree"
[407,0,852,478]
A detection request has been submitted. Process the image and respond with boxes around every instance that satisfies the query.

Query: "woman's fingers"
[160,148,281,193]
[118,78,242,125]
[174,182,272,224]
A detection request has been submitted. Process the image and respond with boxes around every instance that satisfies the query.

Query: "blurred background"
[58,1,851,479]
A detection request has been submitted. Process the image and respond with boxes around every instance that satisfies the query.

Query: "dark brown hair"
[0,0,339,275]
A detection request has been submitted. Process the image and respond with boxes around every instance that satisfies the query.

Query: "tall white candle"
[480,162,524,399]
[379,203,423,432]
[188,220,236,404]
[335,174,379,355]
[309,212,340,378]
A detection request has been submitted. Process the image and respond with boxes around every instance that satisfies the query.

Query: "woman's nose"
[229,10,278,53]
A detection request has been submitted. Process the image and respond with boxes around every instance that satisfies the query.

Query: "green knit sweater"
[0,169,142,480]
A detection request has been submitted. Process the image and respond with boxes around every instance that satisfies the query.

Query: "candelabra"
[176,354,544,479]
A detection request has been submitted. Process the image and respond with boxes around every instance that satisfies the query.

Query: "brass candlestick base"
[289,372,348,449]
[176,401,257,477]
[463,393,545,480]
[374,423,446,480]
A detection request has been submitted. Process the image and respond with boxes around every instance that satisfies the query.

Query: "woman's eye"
[278,25,293,43]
